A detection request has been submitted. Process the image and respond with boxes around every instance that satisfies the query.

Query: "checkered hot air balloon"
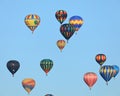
[83,72,98,90]
[69,15,83,33]
[22,78,35,94]
[24,14,40,33]
[55,10,67,24]
[40,59,53,76]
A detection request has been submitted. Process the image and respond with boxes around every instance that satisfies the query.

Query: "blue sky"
[0,0,120,96]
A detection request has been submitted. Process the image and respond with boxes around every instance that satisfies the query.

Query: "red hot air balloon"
[83,72,98,90]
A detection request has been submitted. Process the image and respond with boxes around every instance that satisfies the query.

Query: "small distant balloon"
[45,94,54,96]
[83,72,98,90]
[24,14,40,33]
[22,78,35,94]
[40,59,53,76]
[56,40,66,52]
[7,60,20,77]
[55,10,67,24]
[95,54,106,67]
[99,65,114,85]
[69,15,83,32]
[60,23,75,43]
[112,65,119,78]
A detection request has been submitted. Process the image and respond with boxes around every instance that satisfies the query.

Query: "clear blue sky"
[0,0,120,96]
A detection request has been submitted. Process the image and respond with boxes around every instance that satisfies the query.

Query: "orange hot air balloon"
[56,40,66,52]
[83,72,98,90]
[22,78,35,94]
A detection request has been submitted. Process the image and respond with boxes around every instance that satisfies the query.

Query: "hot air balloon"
[99,65,114,85]
[56,40,66,52]
[60,23,75,43]
[112,65,119,78]
[69,15,83,33]
[95,54,106,67]
[55,10,67,24]
[22,78,35,94]
[83,72,98,90]
[24,14,40,33]
[45,94,54,96]
[40,59,53,76]
[7,60,20,77]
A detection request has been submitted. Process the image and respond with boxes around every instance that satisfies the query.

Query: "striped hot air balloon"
[83,72,98,90]
[95,54,106,66]
[60,23,75,43]
[22,78,36,94]
[55,10,67,24]
[24,14,40,33]
[56,40,66,52]
[69,15,83,32]
[40,59,53,76]
[99,65,114,85]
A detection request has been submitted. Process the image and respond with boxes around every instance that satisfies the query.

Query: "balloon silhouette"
[95,54,106,67]
[83,72,98,90]
[69,15,83,32]
[112,65,119,78]
[22,78,35,94]
[7,60,20,77]
[24,14,40,33]
[45,94,54,96]
[56,40,66,52]
[55,10,67,24]
[60,23,75,43]
[99,65,114,85]
[40,59,53,76]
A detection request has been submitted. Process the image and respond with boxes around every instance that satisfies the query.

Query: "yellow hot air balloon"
[22,78,35,94]
[24,14,40,33]
[56,40,66,52]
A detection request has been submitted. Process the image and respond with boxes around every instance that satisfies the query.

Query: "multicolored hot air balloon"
[60,23,75,43]
[69,15,83,32]
[56,40,66,52]
[83,72,98,90]
[40,59,53,76]
[99,65,114,85]
[95,54,106,66]
[7,60,20,77]
[112,65,119,78]
[45,94,54,96]
[55,10,67,24]
[24,14,40,33]
[22,78,35,94]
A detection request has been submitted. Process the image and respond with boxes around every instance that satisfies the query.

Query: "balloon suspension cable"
[106,81,108,85]
[32,31,34,34]
[89,87,91,90]
[46,73,48,76]
[67,40,68,43]
[12,74,14,77]
[60,50,62,52]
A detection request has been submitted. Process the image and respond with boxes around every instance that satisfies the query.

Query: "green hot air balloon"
[40,59,53,76]
[7,60,20,77]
